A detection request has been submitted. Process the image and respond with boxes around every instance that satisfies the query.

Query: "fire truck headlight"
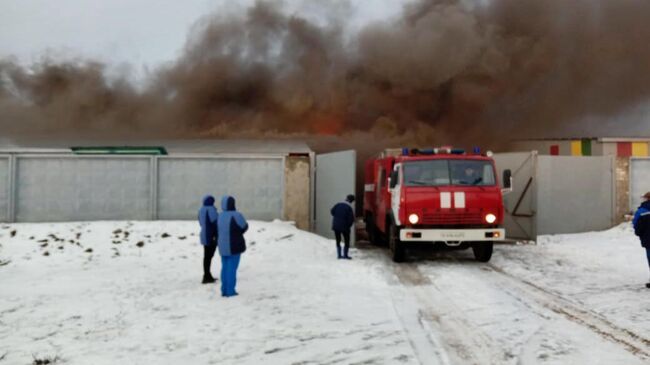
[485,213,497,224]
[408,214,420,225]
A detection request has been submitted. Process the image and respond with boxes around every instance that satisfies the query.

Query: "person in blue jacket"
[331,194,355,259]
[217,195,249,297]
[632,192,650,289]
[198,195,219,284]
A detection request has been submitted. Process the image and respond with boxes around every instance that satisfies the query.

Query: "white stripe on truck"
[454,192,466,208]
[440,192,451,208]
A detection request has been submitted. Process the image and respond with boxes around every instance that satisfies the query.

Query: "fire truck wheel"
[367,221,386,247]
[389,223,405,263]
[365,216,378,244]
[472,242,493,262]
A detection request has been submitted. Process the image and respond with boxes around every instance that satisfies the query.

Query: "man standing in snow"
[632,192,650,289]
[331,194,355,260]
[217,195,249,297]
[198,195,218,284]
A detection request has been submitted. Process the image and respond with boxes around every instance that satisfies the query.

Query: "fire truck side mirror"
[389,170,398,189]
[503,169,512,189]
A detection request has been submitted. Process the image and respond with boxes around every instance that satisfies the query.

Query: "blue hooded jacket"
[331,201,354,232]
[217,196,249,256]
[633,200,650,248]
[198,195,218,246]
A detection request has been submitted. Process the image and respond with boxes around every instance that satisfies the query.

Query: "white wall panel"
[630,158,650,211]
[157,157,283,220]
[536,156,614,235]
[315,151,356,240]
[15,157,151,222]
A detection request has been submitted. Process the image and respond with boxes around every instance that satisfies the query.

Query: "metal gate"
[630,157,650,211]
[493,152,537,241]
[315,151,356,240]
[536,155,614,235]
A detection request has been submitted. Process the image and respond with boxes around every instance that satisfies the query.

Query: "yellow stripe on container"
[632,142,649,156]
[570,141,582,156]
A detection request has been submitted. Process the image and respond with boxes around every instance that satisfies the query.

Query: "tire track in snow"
[389,263,505,365]
[360,242,649,363]
[487,264,650,361]
[389,285,450,365]
[360,245,513,365]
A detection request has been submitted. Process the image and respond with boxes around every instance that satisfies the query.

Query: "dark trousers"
[646,247,650,271]
[334,230,351,257]
[203,244,217,277]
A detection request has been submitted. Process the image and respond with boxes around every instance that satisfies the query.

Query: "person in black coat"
[632,192,650,289]
[331,194,355,259]
[198,195,218,284]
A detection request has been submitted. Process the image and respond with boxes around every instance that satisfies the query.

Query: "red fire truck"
[364,147,512,262]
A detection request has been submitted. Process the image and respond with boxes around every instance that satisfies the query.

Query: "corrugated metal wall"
[157,157,283,220]
[0,156,9,222]
[0,155,285,223]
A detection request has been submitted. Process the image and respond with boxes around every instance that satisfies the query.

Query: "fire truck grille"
[422,212,483,225]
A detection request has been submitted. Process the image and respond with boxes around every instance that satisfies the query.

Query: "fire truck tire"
[364,212,387,247]
[472,242,493,262]
[365,214,378,245]
[388,223,405,263]
[368,223,387,247]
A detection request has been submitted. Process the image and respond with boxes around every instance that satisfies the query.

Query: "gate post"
[8,154,16,223]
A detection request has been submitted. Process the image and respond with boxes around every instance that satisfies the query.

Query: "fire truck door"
[315,150,357,242]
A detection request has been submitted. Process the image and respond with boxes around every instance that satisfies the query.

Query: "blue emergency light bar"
[401,147,466,156]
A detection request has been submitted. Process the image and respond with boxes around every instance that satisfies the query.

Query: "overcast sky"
[0,0,405,70]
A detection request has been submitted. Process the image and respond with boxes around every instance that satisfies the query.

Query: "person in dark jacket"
[331,194,355,259]
[632,192,650,289]
[217,195,249,297]
[198,195,219,284]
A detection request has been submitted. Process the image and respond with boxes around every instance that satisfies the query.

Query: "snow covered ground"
[0,221,648,364]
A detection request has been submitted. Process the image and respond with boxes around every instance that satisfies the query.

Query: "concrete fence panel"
[15,156,152,222]
[157,157,284,220]
[0,156,9,222]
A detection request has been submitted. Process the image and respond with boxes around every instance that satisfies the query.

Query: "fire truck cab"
[364,147,512,262]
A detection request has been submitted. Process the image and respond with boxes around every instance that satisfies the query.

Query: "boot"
[202,275,216,284]
[343,246,352,260]
[646,282,650,289]
[336,245,342,259]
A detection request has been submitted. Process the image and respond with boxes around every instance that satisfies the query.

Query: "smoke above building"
[1,0,650,150]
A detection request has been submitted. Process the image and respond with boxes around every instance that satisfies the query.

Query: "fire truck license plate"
[441,232,465,239]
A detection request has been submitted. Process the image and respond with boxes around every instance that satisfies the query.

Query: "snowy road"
[355,227,650,365]
[1,221,648,364]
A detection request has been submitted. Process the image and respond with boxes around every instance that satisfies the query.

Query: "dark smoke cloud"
[1,0,650,150]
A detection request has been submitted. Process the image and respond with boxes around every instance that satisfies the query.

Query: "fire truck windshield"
[403,160,496,187]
